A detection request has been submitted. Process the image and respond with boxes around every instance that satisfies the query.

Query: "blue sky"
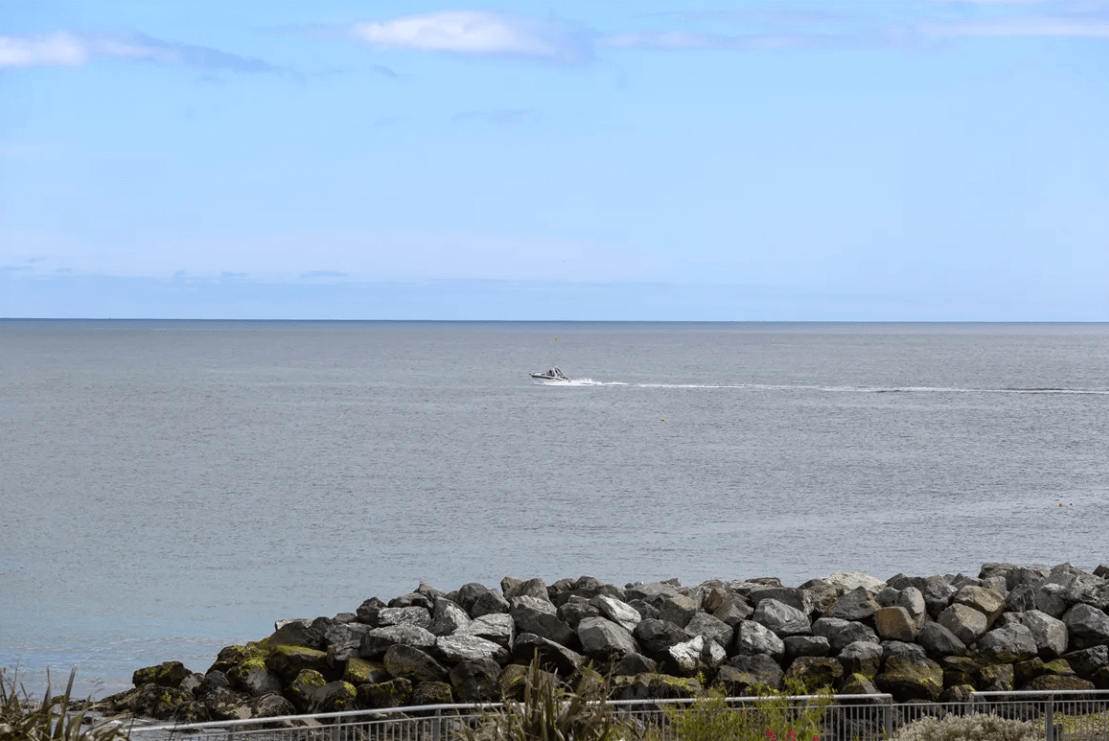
[2,0,1107,320]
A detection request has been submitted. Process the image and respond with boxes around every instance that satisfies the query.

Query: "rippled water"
[2,320,1108,698]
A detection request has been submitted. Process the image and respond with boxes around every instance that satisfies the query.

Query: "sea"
[2,320,1108,699]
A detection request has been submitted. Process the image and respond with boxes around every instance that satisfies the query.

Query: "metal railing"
[126,690,1109,741]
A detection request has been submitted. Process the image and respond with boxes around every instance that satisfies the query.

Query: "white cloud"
[352,11,591,62]
[0,32,87,68]
[0,31,276,71]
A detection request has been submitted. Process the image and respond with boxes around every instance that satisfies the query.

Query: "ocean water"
[2,320,1108,698]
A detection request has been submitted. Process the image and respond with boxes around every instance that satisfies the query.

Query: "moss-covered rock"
[310,680,357,713]
[1021,674,1095,691]
[357,677,413,709]
[286,668,327,713]
[784,656,843,693]
[411,680,453,705]
[839,673,880,696]
[266,644,331,684]
[941,656,980,688]
[205,689,254,721]
[344,657,390,686]
[875,655,943,701]
[978,663,1014,692]
[609,672,702,700]
[132,661,191,689]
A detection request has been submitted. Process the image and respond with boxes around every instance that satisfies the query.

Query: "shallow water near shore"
[2,320,1108,698]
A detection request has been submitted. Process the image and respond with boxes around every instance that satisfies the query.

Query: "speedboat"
[530,366,570,382]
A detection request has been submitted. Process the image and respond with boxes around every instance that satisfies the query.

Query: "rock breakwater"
[100,562,1109,722]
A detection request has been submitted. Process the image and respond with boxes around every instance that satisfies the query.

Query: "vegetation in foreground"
[888,713,1038,741]
[465,655,832,741]
[0,669,131,741]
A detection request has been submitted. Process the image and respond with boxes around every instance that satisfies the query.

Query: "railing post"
[432,707,441,741]
[1043,695,1054,741]
[883,698,892,740]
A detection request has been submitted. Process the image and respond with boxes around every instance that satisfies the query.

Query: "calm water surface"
[2,320,1108,697]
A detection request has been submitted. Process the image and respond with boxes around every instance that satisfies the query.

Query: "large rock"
[512,633,583,675]
[752,598,811,636]
[375,606,432,629]
[323,622,372,662]
[711,593,754,625]
[610,672,702,701]
[383,644,449,683]
[875,654,943,701]
[634,618,690,659]
[1019,610,1068,659]
[624,582,681,602]
[343,657,390,685]
[655,593,699,627]
[1062,645,1109,678]
[435,633,510,664]
[459,613,515,648]
[411,680,453,705]
[449,659,501,702]
[734,619,785,659]
[577,616,639,660]
[746,586,814,615]
[590,595,641,632]
[917,621,966,659]
[784,656,843,692]
[827,571,885,594]
[471,590,511,617]
[265,645,330,683]
[270,617,331,649]
[922,577,958,619]
[511,596,575,646]
[834,588,880,622]
[1064,573,1109,611]
[612,652,657,676]
[975,624,1038,664]
[837,640,883,679]
[1063,603,1109,650]
[361,624,437,658]
[783,635,830,661]
[953,585,1005,627]
[979,663,1015,691]
[429,598,471,636]
[665,635,726,675]
[874,606,917,642]
[684,612,735,648]
[358,677,412,709]
[558,598,601,629]
[938,604,989,646]
[812,617,879,653]
[503,577,549,601]
[1023,674,1096,691]
[132,661,191,689]
[716,654,784,692]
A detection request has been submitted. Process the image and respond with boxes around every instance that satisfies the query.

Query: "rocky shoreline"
[97,562,1109,723]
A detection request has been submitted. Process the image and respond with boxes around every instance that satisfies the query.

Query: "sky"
[1,0,1107,320]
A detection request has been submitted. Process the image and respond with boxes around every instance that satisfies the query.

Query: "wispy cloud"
[0,31,277,72]
[341,4,1109,63]
[0,32,87,67]
[923,16,1109,36]
[351,10,593,63]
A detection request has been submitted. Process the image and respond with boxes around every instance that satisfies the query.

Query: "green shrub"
[463,655,639,741]
[1,668,131,741]
[890,713,1038,741]
[662,680,831,741]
